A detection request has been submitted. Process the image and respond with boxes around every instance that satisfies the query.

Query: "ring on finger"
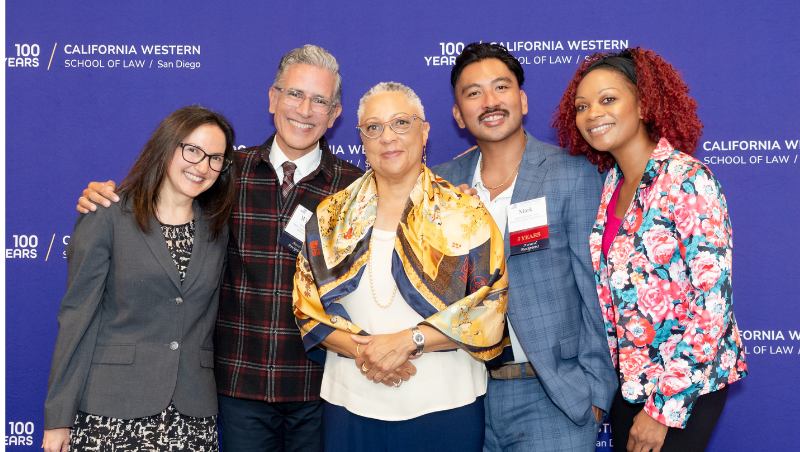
[393,379,402,388]
[361,363,369,373]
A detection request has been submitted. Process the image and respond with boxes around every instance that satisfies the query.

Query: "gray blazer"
[434,132,617,426]
[44,200,227,429]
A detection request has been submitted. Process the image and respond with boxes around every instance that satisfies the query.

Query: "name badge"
[279,205,313,254]
[507,197,549,255]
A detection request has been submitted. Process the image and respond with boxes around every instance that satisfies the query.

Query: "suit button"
[175,297,183,304]
[169,341,179,350]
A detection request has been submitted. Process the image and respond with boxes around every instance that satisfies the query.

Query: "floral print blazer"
[589,138,747,428]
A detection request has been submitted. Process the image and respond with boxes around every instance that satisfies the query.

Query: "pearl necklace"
[367,237,398,308]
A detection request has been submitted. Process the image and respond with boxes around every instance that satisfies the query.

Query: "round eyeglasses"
[356,114,425,139]
[273,86,336,115]
[179,143,232,172]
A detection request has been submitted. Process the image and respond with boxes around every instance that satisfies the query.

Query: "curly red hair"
[552,47,703,172]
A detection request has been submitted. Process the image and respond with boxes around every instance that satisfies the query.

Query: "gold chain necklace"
[480,162,519,190]
[367,237,398,308]
[479,136,526,190]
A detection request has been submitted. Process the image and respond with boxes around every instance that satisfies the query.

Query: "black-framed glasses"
[356,114,425,139]
[179,142,232,172]
[273,86,336,114]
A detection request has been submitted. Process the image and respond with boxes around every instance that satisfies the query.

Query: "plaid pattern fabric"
[280,161,297,198]
[215,135,363,402]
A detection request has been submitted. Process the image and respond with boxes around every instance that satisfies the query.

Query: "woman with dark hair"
[553,48,747,451]
[42,106,236,451]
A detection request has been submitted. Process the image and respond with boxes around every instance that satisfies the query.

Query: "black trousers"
[218,395,323,452]
[611,387,728,452]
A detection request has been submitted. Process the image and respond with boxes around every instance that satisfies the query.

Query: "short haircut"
[450,42,525,88]
[118,105,237,239]
[273,44,342,104]
[552,47,703,172]
[357,81,425,122]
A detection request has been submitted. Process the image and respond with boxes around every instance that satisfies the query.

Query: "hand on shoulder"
[77,180,119,213]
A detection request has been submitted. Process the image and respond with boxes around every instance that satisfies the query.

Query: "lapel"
[182,202,208,291]
[142,212,183,292]
[449,146,481,186]
[140,201,207,293]
[505,132,549,260]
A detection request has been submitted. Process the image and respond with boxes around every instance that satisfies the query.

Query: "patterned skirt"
[70,403,218,451]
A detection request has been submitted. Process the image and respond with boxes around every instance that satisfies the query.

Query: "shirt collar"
[471,152,516,201]
[269,139,322,182]
[639,137,675,188]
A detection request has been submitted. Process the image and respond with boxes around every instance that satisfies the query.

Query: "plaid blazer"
[215,135,362,402]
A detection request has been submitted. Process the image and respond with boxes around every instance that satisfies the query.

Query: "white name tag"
[285,205,313,241]
[507,197,550,254]
[280,205,313,254]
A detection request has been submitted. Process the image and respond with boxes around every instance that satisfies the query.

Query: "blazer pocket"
[92,344,135,365]
[560,335,579,359]
[200,348,214,368]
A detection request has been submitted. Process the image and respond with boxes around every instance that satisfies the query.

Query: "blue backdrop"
[6,1,800,449]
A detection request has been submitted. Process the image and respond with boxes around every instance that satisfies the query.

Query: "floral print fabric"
[589,138,747,428]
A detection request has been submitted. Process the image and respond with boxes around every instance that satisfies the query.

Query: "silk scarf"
[293,166,508,360]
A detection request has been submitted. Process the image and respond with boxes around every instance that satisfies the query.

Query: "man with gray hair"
[77,44,363,451]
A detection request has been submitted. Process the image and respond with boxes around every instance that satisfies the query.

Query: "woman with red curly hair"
[553,48,748,452]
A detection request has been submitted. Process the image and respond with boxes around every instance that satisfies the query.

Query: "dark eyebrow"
[460,77,515,95]
[575,87,620,100]
[459,83,481,95]
[184,142,225,156]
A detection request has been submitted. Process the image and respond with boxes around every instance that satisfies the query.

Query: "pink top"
[601,179,623,257]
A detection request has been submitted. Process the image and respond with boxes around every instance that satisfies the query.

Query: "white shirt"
[269,140,322,185]
[321,228,487,421]
[471,156,528,364]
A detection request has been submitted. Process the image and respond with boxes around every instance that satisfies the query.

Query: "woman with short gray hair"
[294,82,508,451]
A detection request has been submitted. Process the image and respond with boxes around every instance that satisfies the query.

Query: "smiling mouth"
[588,123,614,135]
[479,110,508,125]
[288,119,314,130]
[184,171,206,183]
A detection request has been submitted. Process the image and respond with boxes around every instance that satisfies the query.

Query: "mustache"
[479,108,509,121]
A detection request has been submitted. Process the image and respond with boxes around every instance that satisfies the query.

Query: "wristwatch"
[410,326,425,357]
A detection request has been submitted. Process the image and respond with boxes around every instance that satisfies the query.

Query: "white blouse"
[320,228,487,421]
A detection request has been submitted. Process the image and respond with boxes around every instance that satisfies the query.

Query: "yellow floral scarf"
[293,166,508,361]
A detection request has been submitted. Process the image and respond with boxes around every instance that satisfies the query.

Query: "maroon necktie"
[281,161,297,198]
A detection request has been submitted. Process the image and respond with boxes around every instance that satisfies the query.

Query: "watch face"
[413,331,424,345]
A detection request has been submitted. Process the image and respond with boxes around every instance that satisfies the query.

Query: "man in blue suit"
[433,43,617,452]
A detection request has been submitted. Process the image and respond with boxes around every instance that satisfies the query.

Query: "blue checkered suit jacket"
[433,132,617,426]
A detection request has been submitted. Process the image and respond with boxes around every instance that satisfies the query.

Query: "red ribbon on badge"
[509,226,549,247]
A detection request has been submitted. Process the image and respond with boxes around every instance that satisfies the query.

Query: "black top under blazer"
[44,200,227,429]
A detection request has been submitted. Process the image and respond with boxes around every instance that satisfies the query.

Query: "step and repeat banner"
[6,1,799,450]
